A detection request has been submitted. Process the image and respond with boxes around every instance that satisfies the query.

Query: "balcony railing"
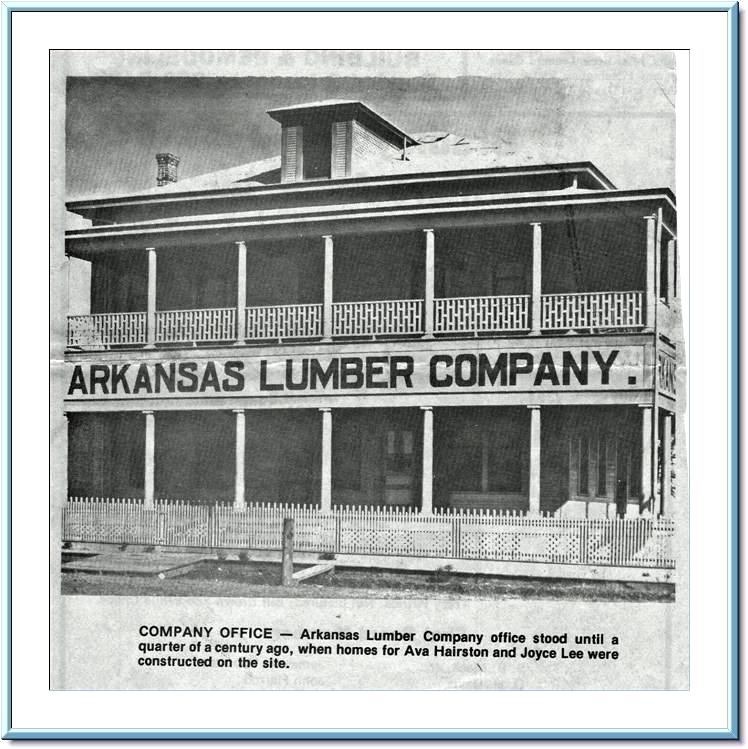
[246,303,322,340]
[156,308,236,344]
[435,294,530,334]
[541,291,644,331]
[66,291,647,348]
[67,311,147,348]
[332,299,423,337]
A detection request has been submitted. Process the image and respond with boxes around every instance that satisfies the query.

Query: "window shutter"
[281,125,303,183]
[331,120,351,178]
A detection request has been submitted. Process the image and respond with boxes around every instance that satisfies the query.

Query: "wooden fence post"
[281,518,295,586]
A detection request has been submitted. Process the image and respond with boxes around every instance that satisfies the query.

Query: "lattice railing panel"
[541,291,643,331]
[245,303,322,340]
[156,308,236,343]
[332,299,423,337]
[67,312,147,348]
[435,295,530,334]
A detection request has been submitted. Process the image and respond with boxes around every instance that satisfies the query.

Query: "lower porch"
[66,404,674,519]
[64,404,676,573]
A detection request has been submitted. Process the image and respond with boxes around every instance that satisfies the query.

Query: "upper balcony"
[66,216,677,351]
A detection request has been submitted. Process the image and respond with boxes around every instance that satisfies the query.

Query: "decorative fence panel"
[245,303,322,340]
[67,312,147,348]
[332,299,423,337]
[541,291,644,331]
[434,295,530,334]
[63,499,675,570]
[155,308,236,344]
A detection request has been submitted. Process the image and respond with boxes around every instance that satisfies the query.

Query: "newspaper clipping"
[51,49,687,691]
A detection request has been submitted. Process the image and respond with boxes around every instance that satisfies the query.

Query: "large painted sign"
[65,345,648,400]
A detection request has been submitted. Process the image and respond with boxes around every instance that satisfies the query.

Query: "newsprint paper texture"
[50,50,688,691]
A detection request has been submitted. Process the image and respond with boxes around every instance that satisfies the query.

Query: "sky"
[63,50,676,203]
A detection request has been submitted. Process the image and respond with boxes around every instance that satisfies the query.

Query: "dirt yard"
[62,559,674,601]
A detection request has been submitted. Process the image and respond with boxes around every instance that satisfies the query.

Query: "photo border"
[2,2,738,740]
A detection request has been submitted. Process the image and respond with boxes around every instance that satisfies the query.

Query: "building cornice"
[66,162,618,214]
[65,188,677,254]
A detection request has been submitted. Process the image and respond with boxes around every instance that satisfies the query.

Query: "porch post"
[639,405,653,513]
[423,229,435,338]
[145,247,157,348]
[660,412,673,517]
[143,410,155,509]
[233,409,246,509]
[322,235,334,341]
[235,241,247,343]
[528,405,541,515]
[320,408,332,511]
[644,215,656,332]
[420,406,433,515]
[530,223,542,335]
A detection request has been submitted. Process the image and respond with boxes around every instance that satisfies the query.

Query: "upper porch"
[65,192,678,351]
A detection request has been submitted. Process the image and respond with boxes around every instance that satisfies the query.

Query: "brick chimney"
[156,153,180,186]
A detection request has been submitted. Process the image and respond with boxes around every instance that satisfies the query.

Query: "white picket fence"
[63,498,675,569]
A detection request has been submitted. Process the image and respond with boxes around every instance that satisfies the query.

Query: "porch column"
[420,406,433,515]
[660,412,673,517]
[143,410,155,509]
[639,405,653,512]
[528,405,541,515]
[145,247,157,348]
[322,235,334,341]
[233,409,246,509]
[644,215,656,331]
[530,223,542,335]
[423,229,435,338]
[320,408,332,511]
[235,241,247,343]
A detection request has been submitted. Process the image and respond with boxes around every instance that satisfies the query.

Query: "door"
[384,428,415,506]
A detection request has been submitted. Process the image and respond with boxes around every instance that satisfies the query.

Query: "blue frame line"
[1,1,739,740]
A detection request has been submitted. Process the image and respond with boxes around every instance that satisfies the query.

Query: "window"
[385,429,414,475]
[570,429,640,501]
[597,437,608,496]
[578,435,590,495]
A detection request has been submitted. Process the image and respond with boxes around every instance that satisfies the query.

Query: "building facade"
[62,100,679,573]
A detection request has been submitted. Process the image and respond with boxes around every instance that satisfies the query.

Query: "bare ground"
[61,560,674,601]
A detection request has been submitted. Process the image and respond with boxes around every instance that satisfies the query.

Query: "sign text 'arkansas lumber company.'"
[66,346,647,399]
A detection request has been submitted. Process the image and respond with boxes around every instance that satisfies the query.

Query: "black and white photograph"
[57,50,681,605]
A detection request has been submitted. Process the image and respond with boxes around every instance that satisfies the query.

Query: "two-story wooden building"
[61,100,678,576]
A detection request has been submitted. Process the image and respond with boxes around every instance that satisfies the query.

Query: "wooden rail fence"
[63,498,675,570]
